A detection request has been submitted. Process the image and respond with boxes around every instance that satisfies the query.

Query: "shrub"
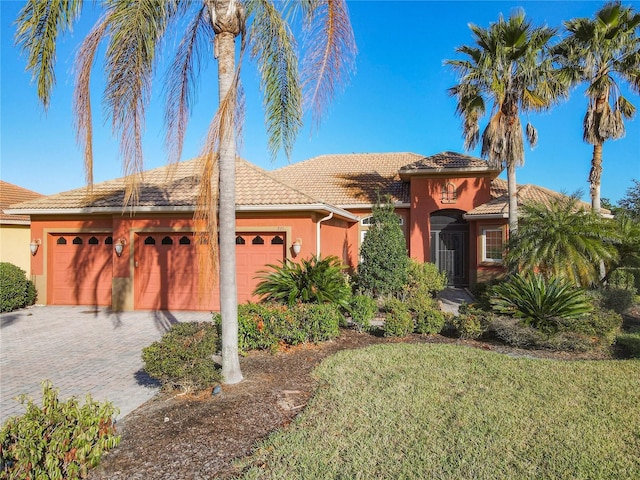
[348,295,378,332]
[452,304,489,339]
[0,381,120,479]
[616,332,640,358]
[0,262,37,313]
[383,298,413,337]
[600,287,635,314]
[616,267,640,290]
[404,260,447,299]
[254,255,351,308]
[490,274,593,333]
[609,268,637,291]
[142,322,221,392]
[406,294,445,334]
[357,198,409,297]
[489,307,622,352]
[235,303,342,353]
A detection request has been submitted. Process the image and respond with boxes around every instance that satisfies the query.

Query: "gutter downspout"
[316,212,333,257]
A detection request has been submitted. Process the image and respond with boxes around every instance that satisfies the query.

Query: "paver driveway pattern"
[0,306,212,425]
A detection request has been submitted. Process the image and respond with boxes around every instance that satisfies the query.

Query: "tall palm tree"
[446,11,567,235]
[555,2,640,214]
[505,193,619,287]
[15,0,356,384]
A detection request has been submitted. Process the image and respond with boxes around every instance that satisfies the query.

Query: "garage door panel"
[50,234,113,306]
[135,232,284,311]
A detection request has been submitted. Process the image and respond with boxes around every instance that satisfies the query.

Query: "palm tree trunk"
[213,2,243,384]
[507,162,518,236]
[589,142,603,213]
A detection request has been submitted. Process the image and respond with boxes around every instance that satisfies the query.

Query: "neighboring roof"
[399,151,501,178]
[0,181,44,225]
[5,158,359,221]
[465,179,607,218]
[272,152,424,206]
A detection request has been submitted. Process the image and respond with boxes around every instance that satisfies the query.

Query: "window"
[441,182,457,203]
[161,236,173,245]
[235,236,246,245]
[144,236,156,245]
[271,236,284,245]
[72,236,83,245]
[481,228,504,263]
[88,236,99,245]
[179,236,191,245]
[57,237,67,245]
[252,236,264,245]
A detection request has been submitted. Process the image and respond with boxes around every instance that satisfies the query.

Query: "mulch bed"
[89,310,639,480]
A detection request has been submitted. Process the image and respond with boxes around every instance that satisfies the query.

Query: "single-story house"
[6,151,575,311]
[0,181,44,275]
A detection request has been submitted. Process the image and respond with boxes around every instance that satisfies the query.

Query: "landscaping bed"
[87,325,623,480]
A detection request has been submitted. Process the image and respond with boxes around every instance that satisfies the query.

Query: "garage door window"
[73,237,83,244]
[236,236,246,244]
[252,236,264,245]
[144,236,156,245]
[162,236,173,245]
[57,237,67,245]
[271,236,284,245]
[179,236,191,245]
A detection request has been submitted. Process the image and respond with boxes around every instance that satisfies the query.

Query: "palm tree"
[14,0,356,384]
[446,11,567,235]
[505,193,619,287]
[555,2,640,214]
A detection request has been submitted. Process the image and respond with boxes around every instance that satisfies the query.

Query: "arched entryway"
[430,209,469,286]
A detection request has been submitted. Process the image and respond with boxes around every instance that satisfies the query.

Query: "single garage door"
[134,232,285,311]
[49,233,113,306]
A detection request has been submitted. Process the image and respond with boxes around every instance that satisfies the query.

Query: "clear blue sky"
[1,0,639,204]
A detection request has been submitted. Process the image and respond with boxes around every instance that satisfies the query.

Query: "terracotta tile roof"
[0,181,44,224]
[6,158,333,213]
[273,152,421,205]
[399,151,498,173]
[469,179,603,217]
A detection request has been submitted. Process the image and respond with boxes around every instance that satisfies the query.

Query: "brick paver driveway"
[0,306,212,425]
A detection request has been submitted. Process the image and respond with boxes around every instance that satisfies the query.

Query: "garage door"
[49,233,113,306]
[134,232,285,311]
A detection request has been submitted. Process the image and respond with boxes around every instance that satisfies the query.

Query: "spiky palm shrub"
[254,255,351,308]
[490,274,593,333]
[505,194,619,286]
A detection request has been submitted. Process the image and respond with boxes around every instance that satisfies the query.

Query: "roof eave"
[463,212,508,220]
[399,167,500,181]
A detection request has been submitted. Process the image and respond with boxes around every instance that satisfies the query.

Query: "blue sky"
[1,0,639,204]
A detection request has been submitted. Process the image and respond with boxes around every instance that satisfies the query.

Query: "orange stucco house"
[6,151,568,311]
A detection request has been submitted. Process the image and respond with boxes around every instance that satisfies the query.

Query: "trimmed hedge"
[234,303,343,353]
[142,322,221,392]
[348,295,378,332]
[383,298,413,337]
[0,262,37,313]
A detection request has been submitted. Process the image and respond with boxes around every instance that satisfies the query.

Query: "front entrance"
[430,210,469,286]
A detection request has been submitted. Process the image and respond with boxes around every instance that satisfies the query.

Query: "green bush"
[452,304,489,339]
[490,274,593,333]
[616,267,640,290]
[142,322,221,392]
[0,381,120,479]
[404,260,447,299]
[600,287,635,314]
[348,295,378,332]
[609,269,637,291]
[489,306,622,352]
[0,262,37,313]
[616,332,640,358]
[357,199,409,297]
[236,303,342,353]
[383,298,413,337]
[254,255,351,308]
[406,294,445,334]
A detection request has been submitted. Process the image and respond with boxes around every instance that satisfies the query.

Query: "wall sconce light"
[292,238,302,256]
[114,238,126,257]
[29,239,41,256]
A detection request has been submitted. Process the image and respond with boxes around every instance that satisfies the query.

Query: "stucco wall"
[0,225,32,276]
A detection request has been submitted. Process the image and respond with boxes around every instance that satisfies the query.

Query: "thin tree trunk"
[507,162,518,236]
[216,27,242,384]
[589,142,603,214]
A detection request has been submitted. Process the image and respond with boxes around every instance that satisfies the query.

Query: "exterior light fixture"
[292,238,302,256]
[114,238,126,257]
[29,239,41,256]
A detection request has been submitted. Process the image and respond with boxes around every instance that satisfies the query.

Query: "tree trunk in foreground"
[215,22,242,383]
[589,142,603,214]
[507,162,518,237]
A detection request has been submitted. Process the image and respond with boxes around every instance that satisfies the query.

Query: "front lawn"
[238,343,640,479]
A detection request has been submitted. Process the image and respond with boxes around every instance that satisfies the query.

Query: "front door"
[430,210,469,286]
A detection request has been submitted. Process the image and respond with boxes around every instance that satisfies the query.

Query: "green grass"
[238,344,640,479]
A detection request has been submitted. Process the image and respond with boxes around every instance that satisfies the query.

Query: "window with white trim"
[481,228,504,263]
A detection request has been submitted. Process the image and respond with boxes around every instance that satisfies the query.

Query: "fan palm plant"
[554,2,640,213]
[505,193,619,286]
[14,0,356,383]
[446,11,567,235]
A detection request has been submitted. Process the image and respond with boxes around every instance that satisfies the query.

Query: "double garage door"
[49,231,285,310]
